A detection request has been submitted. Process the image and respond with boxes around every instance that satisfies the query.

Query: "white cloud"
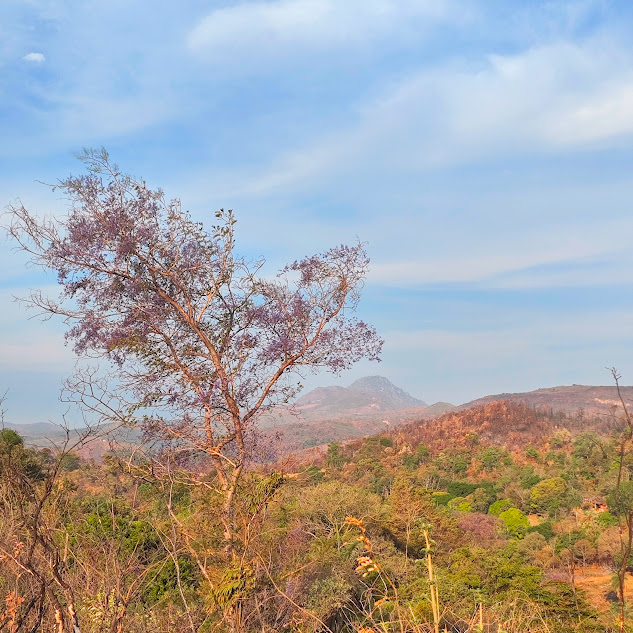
[211,37,633,198]
[386,329,529,358]
[403,39,633,155]
[388,311,633,351]
[0,1,199,155]
[546,80,633,145]
[486,251,633,290]
[22,52,45,63]
[0,287,74,372]
[187,0,458,62]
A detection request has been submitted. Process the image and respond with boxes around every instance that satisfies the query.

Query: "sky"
[1,0,633,424]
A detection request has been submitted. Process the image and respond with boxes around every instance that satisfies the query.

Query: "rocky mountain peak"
[348,375,426,408]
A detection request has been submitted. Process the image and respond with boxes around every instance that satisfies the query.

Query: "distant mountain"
[3,420,140,461]
[5,421,65,438]
[262,376,429,426]
[423,402,456,417]
[460,384,633,417]
[348,376,427,409]
[4,421,73,447]
[267,382,633,455]
[292,385,375,420]
[256,377,448,452]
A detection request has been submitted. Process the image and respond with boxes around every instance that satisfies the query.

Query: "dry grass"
[573,564,633,613]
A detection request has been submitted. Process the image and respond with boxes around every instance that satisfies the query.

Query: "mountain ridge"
[8,381,633,458]
[459,384,633,416]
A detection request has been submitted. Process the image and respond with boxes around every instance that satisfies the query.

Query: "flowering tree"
[8,149,382,554]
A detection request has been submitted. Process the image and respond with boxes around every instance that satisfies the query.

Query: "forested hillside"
[2,400,632,632]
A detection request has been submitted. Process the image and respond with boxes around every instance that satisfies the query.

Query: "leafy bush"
[595,511,619,528]
[489,498,514,516]
[499,508,530,538]
[528,521,554,540]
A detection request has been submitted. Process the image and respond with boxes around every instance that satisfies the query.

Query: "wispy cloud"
[211,37,633,197]
[0,336,74,372]
[368,217,633,288]
[378,308,633,402]
[0,1,195,154]
[22,52,45,63]
[0,287,73,372]
[187,0,459,65]
[386,310,633,356]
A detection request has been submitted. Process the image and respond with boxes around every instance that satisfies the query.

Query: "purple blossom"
[8,149,383,465]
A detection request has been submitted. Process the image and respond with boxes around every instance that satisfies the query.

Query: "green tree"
[525,445,540,461]
[549,429,572,449]
[448,496,471,512]
[325,442,345,469]
[530,477,576,515]
[0,428,23,449]
[489,498,514,516]
[403,443,430,470]
[469,487,494,513]
[479,447,505,472]
[499,508,530,538]
[517,532,547,562]
[390,478,426,559]
[528,521,554,540]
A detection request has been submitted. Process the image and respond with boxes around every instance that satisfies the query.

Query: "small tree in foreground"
[608,369,633,633]
[8,149,382,629]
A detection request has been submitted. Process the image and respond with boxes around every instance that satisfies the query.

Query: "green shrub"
[433,493,453,506]
[596,511,619,528]
[528,520,554,540]
[499,508,530,538]
[489,498,514,516]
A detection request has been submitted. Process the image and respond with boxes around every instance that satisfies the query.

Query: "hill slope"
[394,400,617,452]
[461,384,633,417]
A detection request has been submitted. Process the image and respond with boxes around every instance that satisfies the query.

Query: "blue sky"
[2,0,633,423]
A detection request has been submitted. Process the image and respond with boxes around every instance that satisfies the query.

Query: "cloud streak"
[368,217,633,288]
[187,0,458,65]
[211,37,633,198]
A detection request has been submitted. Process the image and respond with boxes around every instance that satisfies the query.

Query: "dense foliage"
[2,401,632,632]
